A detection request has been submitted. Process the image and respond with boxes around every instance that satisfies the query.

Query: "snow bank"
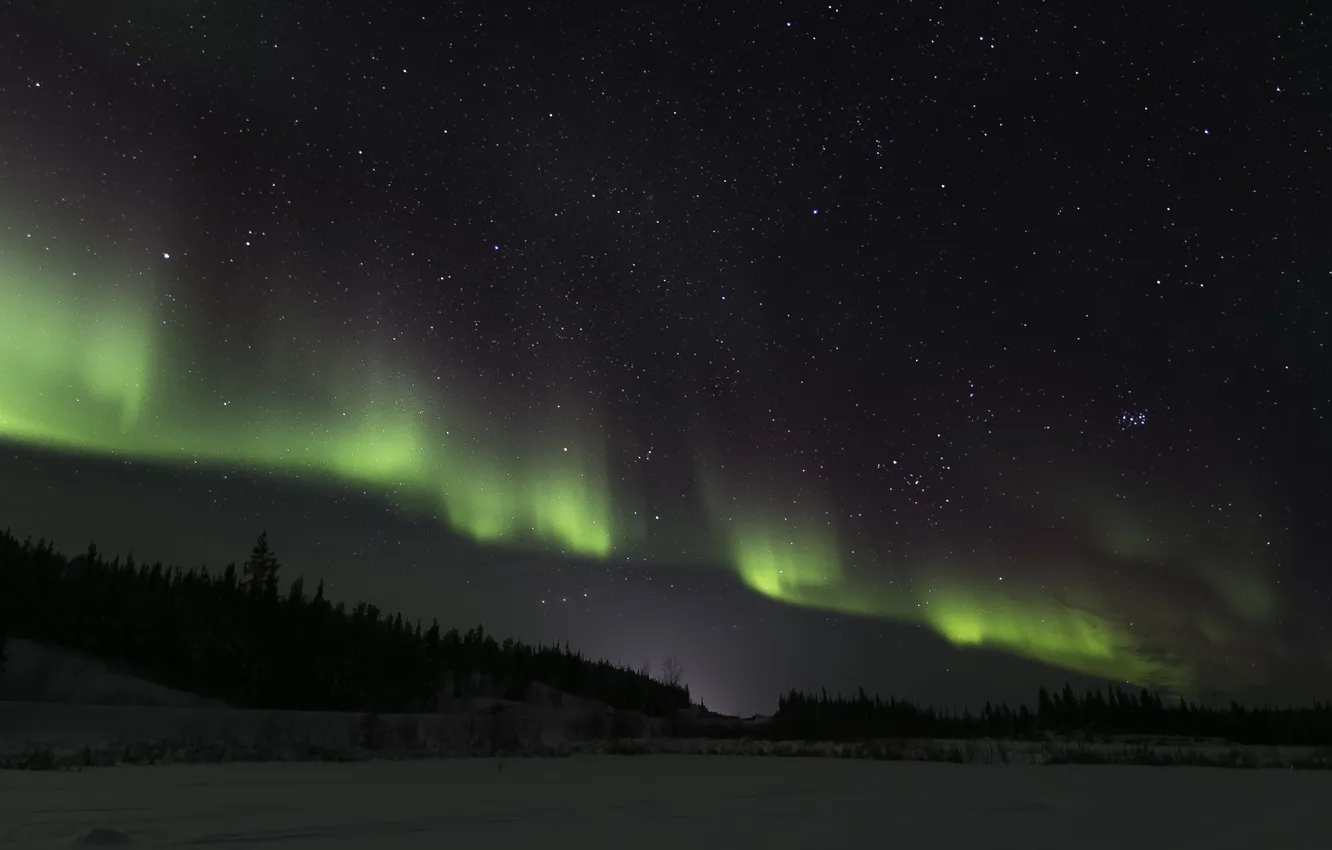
[0,639,221,707]
[3,701,1330,770]
[8,756,1332,848]
[0,697,634,766]
[571,734,1332,769]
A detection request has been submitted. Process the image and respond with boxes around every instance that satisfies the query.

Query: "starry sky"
[1,2,1328,715]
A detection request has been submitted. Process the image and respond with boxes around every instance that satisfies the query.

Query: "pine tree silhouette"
[243,531,281,595]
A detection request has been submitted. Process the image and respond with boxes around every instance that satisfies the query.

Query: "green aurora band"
[0,236,1297,693]
[0,249,615,557]
[699,464,1285,694]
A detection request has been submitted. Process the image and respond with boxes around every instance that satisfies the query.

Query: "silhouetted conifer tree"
[0,527,692,718]
[243,531,281,595]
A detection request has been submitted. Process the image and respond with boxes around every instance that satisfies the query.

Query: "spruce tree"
[243,531,281,592]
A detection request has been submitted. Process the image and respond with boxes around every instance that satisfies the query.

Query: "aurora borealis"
[2,2,1327,714]
[0,238,621,557]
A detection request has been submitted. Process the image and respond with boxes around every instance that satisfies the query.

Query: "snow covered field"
[6,756,1330,848]
[3,643,1329,847]
[0,640,222,709]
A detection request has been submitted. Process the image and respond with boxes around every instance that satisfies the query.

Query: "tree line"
[771,683,1332,746]
[0,529,691,716]
[4,526,1330,747]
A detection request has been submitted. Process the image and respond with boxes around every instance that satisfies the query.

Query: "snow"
[6,756,1330,848]
[0,640,221,708]
[2,664,1328,846]
[0,700,597,760]
[5,700,1331,771]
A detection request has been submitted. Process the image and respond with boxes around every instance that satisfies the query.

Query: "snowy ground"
[5,756,1330,848]
[0,640,221,708]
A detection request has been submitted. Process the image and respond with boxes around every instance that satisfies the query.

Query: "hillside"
[5,526,1332,756]
[0,638,223,707]
[0,530,691,718]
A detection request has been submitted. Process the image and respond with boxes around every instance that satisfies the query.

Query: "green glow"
[1033,476,1279,624]
[0,242,615,557]
[917,582,1176,687]
[701,465,1207,690]
[0,269,158,444]
[728,529,1185,686]
[435,438,614,557]
[0,228,1292,690]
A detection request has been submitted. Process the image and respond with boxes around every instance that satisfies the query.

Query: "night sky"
[1,3,1328,715]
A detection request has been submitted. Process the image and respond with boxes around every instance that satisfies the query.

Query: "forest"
[3,528,1330,746]
[769,685,1332,746]
[0,529,690,716]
